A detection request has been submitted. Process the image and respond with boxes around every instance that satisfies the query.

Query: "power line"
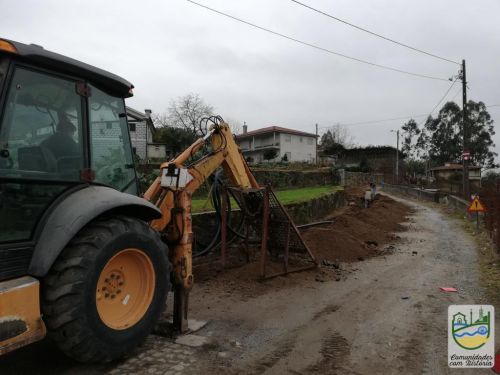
[318,114,429,129]
[290,0,460,66]
[186,0,451,82]
[319,82,462,130]
[450,87,462,102]
[318,99,499,131]
[426,78,459,117]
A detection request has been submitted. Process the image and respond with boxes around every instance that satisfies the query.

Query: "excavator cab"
[0,39,165,361]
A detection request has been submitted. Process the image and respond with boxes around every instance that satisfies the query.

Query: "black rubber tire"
[41,215,171,363]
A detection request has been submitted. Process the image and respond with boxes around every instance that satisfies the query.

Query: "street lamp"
[390,129,400,184]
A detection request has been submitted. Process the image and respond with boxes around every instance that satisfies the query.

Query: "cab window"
[0,66,84,243]
[89,85,136,192]
[0,67,84,180]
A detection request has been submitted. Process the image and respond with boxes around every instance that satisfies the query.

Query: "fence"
[384,180,500,253]
[381,184,441,203]
[481,180,500,253]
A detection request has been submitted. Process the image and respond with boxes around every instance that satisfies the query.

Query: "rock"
[217,351,230,359]
[171,364,185,371]
[322,259,340,269]
[175,334,212,347]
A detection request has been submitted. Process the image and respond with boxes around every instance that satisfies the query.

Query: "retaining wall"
[443,194,469,211]
[339,170,385,187]
[192,189,346,228]
[250,168,339,190]
[382,184,441,203]
[138,164,339,196]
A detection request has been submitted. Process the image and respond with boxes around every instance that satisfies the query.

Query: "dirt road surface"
[0,193,492,374]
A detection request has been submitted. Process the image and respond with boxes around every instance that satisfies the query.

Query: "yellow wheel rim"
[96,248,155,330]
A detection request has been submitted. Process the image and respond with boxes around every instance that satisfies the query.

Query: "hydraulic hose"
[192,170,246,257]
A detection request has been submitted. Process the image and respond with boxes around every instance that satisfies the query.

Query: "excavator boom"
[143,120,259,331]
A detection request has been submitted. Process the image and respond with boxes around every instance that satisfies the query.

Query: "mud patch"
[312,304,340,321]
[306,331,350,374]
[300,194,412,263]
[250,332,297,374]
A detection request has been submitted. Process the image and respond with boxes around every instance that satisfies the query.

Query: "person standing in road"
[364,188,372,208]
[370,182,376,199]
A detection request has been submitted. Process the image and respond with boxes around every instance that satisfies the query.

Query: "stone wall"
[283,189,346,225]
[192,189,346,228]
[339,170,385,187]
[251,168,339,189]
[137,166,339,196]
[381,183,441,203]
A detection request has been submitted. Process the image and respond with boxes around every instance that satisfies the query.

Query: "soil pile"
[300,193,412,262]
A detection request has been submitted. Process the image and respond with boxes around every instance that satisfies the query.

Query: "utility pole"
[396,129,400,184]
[315,123,319,165]
[391,129,400,184]
[461,59,469,199]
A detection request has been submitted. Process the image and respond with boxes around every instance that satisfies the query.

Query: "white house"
[126,107,166,161]
[236,125,317,163]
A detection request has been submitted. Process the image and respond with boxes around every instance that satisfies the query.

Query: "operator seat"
[18,145,57,173]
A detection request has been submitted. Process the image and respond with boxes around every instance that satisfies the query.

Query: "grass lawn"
[191,185,343,213]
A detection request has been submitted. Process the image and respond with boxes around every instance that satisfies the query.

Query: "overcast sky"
[2,0,499,164]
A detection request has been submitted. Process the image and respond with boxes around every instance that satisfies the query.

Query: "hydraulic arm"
[143,120,259,331]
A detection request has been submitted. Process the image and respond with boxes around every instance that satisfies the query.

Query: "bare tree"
[151,112,169,128]
[167,93,214,135]
[224,117,242,135]
[320,124,354,148]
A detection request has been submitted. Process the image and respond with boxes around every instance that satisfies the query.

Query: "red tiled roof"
[236,126,317,139]
[428,163,481,171]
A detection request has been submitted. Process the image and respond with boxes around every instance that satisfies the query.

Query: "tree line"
[401,100,497,170]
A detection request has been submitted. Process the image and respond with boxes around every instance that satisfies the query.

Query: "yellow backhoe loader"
[0,38,289,362]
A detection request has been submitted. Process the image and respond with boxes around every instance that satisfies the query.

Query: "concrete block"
[175,334,212,347]
[187,319,208,333]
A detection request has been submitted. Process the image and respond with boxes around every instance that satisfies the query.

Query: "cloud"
[1,0,499,163]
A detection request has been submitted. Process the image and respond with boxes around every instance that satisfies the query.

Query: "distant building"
[335,146,403,177]
[126,107,166,161]
[236,125,317,163]
[427,163,482,192]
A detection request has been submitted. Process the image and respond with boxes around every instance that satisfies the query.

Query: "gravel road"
[187,193,491,374]
[0,193,492,374]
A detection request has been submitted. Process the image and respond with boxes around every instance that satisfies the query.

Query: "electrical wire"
[186,0,451,82]
[290,0,460,65]
[319,82,472,131]
[425,77,459,119]
[316,79,460,130]
[317,114,429,129]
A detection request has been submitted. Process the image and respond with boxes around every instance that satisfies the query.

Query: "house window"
[285,134,291,142]
[129,122,136,132]
[307,137,313,145]
[299,137,303,143]
[106,122,113,130]
[132,147,137,155]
